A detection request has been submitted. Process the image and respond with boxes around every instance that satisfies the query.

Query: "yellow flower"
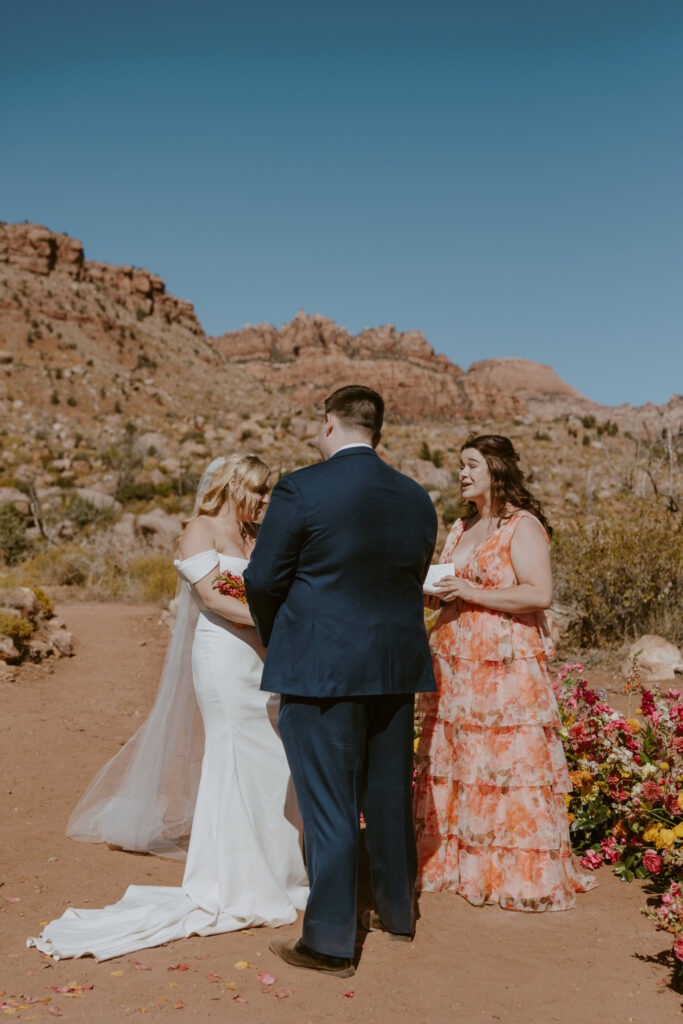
[658,829,676,849]
[625,718,641,734]
[643,823,662,844]
[414,738,420,752]
[673,823,683,839]
[635,708,642,715]
[660,762,670,772]
[565,793,572,809]
[678,794,683,811]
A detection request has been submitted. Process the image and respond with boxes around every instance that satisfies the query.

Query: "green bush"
[20,543,91,587]
[63,495,115,529]
[553,504,683,646]
[128,554,177,604]
[0,612,35,641]
[0,503,32,565]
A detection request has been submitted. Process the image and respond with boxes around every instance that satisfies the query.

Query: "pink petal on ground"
[233,995,249,1003]
[275,987,294,999]
[134,961,152,971]
[206,973,222,983]
[344,990,355,998]
[167,964,190,972]
[257,972,276,986]
[4,896,20,903]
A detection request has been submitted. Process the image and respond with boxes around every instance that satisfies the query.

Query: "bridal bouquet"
[212,570,248,604]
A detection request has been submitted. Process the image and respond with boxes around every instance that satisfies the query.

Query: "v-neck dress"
[414,512,595,911]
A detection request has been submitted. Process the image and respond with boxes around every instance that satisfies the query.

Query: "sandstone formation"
[212,310,528,420]
[468,357,683,437]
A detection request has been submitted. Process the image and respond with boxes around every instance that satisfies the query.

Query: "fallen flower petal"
[233,960,249,970]
[47,1009,62,1018]
[344,990,354,998]
[225,982,237,990]
[258,972,276,986]
[206,973,222,982]
[134,961,151,971]
[233,995,249,1003]
[110,970,124,977]
[172,1001,184,1009]
[275,987,294,999]
[4,896,20,903]
[167,964,190,972]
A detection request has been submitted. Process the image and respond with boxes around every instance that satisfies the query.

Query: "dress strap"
[174,549,220,585]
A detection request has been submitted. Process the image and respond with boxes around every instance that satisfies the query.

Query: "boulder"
[0,486,31,516]
[0,587,41,617]
[623,635,683,681]
[136,508,182,550]
[74,487,121,511]
[0,636,19,662]
[402,458,452,492]
[132,432,170,460]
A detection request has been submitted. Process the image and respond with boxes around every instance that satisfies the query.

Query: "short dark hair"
[324,384,384,439]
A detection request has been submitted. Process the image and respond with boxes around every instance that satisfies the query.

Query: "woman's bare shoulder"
[179,516,216,558]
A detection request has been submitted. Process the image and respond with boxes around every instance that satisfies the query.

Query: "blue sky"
[2,1,682,406]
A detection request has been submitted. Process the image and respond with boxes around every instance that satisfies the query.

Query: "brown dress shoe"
[269,937,355,977]
[361,909,413,942]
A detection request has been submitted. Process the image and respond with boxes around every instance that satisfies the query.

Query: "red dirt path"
[1,604,679,1023]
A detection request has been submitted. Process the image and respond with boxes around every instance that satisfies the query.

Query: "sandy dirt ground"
[1,604,680,1024]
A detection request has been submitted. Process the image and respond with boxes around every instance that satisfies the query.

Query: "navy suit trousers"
[277,693,416,959]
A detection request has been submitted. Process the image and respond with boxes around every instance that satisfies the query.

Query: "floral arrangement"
[212,570,247,604]
[555,661,683,987]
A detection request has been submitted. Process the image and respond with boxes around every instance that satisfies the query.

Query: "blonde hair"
[183,453,270,527]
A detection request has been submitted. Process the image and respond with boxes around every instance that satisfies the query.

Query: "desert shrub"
[32,586,54,618]
[0,503,32,565]
[431,449,444,468]
[441,502,460,527]
[116,479,157,503]
[0,613,35,641]
[553,504,683,646]
[127,554,177,604]
[62,495,115,529]
[20,543,91,587]
[418,440,431,461]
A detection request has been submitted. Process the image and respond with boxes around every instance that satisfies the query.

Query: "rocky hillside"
[211,311,527,420]
[0,222,680,555]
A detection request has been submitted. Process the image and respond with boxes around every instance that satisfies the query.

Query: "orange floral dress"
[414,511,595,911]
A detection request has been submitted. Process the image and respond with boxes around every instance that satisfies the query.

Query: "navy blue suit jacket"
[243,447,438,698]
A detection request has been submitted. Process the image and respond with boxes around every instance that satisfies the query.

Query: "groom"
[244,384,437,976]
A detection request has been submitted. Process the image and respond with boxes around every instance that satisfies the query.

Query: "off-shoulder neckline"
[175,549,249,564]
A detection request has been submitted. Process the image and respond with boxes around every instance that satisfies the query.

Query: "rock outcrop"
[212,310,527,420]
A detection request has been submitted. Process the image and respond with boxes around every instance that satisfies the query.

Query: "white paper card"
[423,563,456,595]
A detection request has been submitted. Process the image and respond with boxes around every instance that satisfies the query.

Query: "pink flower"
[642,849,663,875]
[670,883,682,899]
[579,849,603,870]
[674,939,683,963]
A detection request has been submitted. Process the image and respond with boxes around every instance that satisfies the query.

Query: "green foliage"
[21,543,90,587]
[441,502,460,527]
[581,414,596,429]
[32,586,54,618]
[62,495,115,529]
[0,613,35,641]
[553,504,683,645]
[128,554,177,604]
[0,503,32,565]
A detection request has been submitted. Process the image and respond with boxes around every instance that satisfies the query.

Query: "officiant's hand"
[424,594,442,611]
[432,575,477,603]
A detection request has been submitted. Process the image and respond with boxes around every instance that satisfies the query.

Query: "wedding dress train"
[27,551,308,961]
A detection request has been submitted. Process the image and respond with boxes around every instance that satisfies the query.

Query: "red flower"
[642,849,663,875]
[674,938,683,963]
[640,781,664,803]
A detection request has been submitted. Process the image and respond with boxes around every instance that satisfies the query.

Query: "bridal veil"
[65,458,225,860]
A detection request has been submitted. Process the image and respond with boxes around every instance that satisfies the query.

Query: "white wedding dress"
[27,551,308,961]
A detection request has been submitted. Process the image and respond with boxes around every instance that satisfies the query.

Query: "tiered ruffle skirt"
[414,647,596,911]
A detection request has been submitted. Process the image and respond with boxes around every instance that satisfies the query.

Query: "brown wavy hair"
[460,434,552,537]
[182,453,270,528]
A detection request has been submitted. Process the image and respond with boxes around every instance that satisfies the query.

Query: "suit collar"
[329,446,377,460]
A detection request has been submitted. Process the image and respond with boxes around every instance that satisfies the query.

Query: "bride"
[28,454,308,961]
